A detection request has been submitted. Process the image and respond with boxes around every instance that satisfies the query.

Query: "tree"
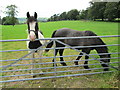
[88,2,107,21]
[87,2,120,21]
[0,16,1,24]
[2,16,19,25]
[3,4,19,25]
[48,14,60,21]
[2,16,11,25]
[79,9,88,20]
[104,2,119,21]
[59,12,67,20]
[67,9,79,20]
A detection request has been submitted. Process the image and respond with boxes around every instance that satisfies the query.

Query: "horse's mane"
[39,30,43,35]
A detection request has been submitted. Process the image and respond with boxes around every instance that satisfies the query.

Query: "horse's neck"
[95,47,108,53]
[95,46,110,59]
[35,23,39,30]
[38,30,45,45]
[35,30,39,39]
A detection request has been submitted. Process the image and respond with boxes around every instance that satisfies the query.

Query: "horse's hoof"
[63,64,67,66]
[84,66,90,69]
[33,75,37,78]
[32,73,44,78]
[62,63,67,66]
[104,68,109,71]
[74,62,78,65]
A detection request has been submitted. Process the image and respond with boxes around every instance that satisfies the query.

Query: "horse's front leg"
[74,52,83,65]
[84,55,90,69]
[59,49,67,66]
[82,49,90,69]
[100,59,110,71]
[37,50,44,73]
[29,52,35,75]
[99,54,110,71]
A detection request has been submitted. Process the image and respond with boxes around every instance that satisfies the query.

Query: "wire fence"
[0,35,120,83]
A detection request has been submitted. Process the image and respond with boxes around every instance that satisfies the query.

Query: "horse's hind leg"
[84,55,90,69]
[99,55,110,71]
[74,52,83,65]
[82,49,90,69]
[59,49,67,66]
[53,49,59,67]
[100,61,109,71]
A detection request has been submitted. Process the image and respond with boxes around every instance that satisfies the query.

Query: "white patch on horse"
[29,21,36,30]
[26,29,30,48]
[29,31,36,41]
[38,31,45,45]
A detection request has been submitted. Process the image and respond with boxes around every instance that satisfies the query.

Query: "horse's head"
[26,12,39,41]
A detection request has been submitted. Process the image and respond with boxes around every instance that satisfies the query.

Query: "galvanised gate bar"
[0,35,120,83]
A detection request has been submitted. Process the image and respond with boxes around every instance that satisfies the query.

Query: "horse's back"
[54,28,83,37]
[53,28,87,46]
[52,28,105,46]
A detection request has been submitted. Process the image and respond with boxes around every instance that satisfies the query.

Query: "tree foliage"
[48,2,120,22]
[48,9,79,21]
[79,9,88,20]
[104,2,120,21]
[2,4,19,25]
[2,16,19,25]
[67,9,79,20]
[88,2,107,21]
[59,12,67,20]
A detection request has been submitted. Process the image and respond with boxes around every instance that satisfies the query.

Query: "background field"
[1,20,119,88]
[2,20,118,39]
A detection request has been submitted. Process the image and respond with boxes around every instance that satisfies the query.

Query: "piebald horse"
[26,12,45,74]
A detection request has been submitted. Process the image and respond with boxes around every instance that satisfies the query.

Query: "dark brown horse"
[45,28,110,71]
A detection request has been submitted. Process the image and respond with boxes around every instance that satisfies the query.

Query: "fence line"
[1,67,118,78]
[1,35,120,42]
[1,52,119,62]
[1,63,119,73]
[1,35,120,83]
[1,40,52,70]
[1,44,119,53]
[0,71,115,83]
[1,59,119,68]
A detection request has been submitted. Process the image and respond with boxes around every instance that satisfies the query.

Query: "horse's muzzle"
[29,35,36,41]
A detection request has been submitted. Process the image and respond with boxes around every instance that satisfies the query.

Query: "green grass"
[1,20,119,88]
[2,20,118,39]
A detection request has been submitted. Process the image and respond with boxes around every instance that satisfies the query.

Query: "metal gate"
[0,35,120,83]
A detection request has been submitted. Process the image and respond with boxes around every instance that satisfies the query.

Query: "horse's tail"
[45,30,57,52]
[51,30,57,38]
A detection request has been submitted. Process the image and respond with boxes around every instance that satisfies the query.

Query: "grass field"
[1,20,119,88]
[2,20,118,39]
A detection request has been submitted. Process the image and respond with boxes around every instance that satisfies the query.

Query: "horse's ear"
[34,12,37,19]
[27,12,30,18]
